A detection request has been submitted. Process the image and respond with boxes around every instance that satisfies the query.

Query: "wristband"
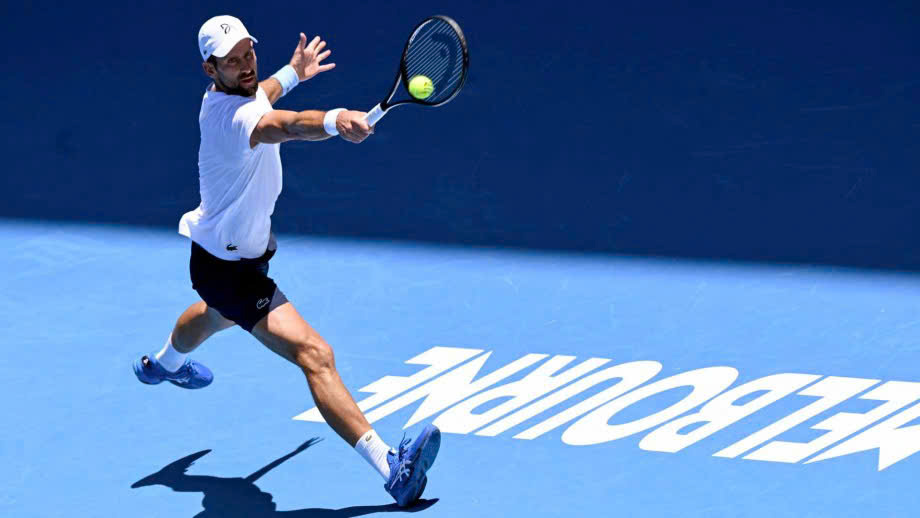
[270,65,299,97]
[323,108,346,136]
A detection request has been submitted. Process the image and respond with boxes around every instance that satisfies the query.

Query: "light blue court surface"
[4,219,920,517]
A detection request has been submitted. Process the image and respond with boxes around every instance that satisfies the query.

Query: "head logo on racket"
[363,15,469,127]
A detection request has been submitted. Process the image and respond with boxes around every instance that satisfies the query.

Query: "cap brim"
[211,34,258,59]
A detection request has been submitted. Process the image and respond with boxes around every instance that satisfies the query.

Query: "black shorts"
[189,237,288,332]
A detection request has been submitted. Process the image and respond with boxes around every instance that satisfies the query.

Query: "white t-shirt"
[178,85,282,260]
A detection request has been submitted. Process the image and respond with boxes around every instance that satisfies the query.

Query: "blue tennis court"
[4,1,919,516]
[4,220,920,516]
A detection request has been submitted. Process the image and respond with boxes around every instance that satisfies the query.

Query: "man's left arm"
[260,77,284,105]
[261,33,335,105]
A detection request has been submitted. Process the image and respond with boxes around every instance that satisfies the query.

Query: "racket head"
[397,15,469,107]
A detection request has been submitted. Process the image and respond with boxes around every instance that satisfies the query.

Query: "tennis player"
[132,15,438,507]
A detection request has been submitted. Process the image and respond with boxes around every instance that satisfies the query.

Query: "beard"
[216,71,258,97]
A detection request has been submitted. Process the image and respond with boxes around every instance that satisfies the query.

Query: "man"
[132,15,439,508]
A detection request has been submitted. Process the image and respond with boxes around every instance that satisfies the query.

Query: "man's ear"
[202,61,217,79]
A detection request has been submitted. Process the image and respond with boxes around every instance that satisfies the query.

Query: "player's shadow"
[131,437,438,517]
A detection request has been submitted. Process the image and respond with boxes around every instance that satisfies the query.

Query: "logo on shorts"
[226,244,238,251]
[256,297,270,310]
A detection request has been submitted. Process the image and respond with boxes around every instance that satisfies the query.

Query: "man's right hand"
[336,111,374,143]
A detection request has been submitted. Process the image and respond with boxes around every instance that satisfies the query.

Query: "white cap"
[198,15,259,61]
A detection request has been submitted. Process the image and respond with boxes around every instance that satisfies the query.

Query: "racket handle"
[364,104,386,126]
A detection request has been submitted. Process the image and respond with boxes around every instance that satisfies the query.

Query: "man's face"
[204,38,258,96]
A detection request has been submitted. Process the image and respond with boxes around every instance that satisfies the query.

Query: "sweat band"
[323,108,346,136]
[270,65,299,97]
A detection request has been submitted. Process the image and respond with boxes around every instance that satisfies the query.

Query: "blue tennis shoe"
[385,424,440,507]
[133,355,213,389]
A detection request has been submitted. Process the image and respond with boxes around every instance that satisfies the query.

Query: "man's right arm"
[250,109,373,148]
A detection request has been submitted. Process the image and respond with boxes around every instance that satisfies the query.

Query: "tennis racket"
[364,15,469,126]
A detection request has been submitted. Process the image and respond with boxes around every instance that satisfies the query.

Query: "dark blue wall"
[4,1,919,269]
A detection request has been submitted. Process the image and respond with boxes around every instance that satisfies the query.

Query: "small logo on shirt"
[257,297,270,310]
[226,244,238,251]
[220,23,232,34]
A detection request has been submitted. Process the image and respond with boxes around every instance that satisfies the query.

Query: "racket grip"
[364,104,386,126]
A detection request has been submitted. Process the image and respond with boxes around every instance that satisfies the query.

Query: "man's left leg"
[169,301,237,355]
[134,300,236,389]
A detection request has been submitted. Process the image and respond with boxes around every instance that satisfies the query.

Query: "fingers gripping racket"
[364,15,469,126]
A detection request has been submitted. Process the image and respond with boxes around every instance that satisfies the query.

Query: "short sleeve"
[229,88,272,150]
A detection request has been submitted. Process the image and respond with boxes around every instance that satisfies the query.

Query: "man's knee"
[294,337,335,374]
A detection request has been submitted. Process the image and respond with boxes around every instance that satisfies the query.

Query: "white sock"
[154,334,188,373]
[354,429,392,481]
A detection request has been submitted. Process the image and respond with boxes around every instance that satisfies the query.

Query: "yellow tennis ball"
[408,75,434,99]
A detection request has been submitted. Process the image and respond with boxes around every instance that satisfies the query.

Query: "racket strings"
[403,19,465,104]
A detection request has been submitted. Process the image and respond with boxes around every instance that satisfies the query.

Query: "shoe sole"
[167,379,212,389]
[405,426,440,505]
[415,477,428,503]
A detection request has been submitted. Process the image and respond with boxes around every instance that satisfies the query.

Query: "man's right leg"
[250,301,370,446]
[250,301,440,507]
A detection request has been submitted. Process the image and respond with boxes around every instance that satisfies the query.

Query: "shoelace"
[386,435,414,490]
[168,362,195,384]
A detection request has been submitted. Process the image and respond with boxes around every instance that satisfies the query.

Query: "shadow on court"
[131,437,438,517]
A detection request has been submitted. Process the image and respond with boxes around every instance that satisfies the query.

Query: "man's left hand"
[290,33,335,81]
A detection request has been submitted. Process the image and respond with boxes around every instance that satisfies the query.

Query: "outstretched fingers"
[305,35,321,54]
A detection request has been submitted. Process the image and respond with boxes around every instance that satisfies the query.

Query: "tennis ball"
[408,75,434,100]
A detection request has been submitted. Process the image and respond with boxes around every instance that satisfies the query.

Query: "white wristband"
[270,65,299,97]
[323,108,346,136]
